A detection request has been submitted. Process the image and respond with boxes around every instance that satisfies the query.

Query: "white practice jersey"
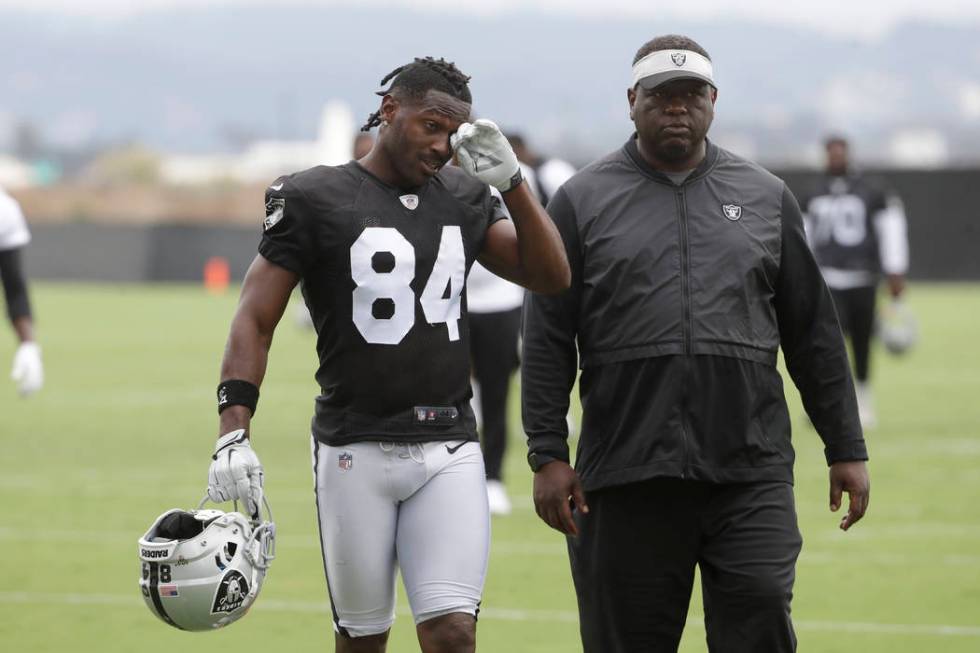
[536,157,576,202]
[467,262,524,314]
[0,188,30,251]
[467,186,525,314]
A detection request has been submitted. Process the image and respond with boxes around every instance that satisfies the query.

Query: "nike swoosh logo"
[445,442,466,455]
[270,183,284,191]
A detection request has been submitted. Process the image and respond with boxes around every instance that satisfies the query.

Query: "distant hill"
[2,6,979,164]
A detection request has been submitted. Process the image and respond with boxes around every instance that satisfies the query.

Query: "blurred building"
[160,100,355,185]
[0,155,35,189]
[887,129,950,168]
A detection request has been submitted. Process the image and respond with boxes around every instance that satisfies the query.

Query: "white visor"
[631,50,715,90]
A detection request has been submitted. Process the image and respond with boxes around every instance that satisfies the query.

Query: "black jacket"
[522,137,867,491]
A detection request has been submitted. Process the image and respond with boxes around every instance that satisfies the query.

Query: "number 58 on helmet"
[137,497,275,631]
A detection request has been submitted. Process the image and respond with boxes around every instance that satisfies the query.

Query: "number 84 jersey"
[259,162,507,446]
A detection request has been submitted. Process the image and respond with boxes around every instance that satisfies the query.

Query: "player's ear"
[710,87,718,105]
[380,94,398,126]
[627,87,637,120]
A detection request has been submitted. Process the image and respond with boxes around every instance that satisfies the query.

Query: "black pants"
[469,308,521,481]
[830,286,877,382]
[569,478,802,653]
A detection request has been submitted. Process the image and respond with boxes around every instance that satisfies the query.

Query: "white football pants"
[312,438,490,638]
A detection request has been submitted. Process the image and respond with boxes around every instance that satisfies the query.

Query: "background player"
[505,132,576,206]
[205,57,569,653]
[466,192,524,516]
[0,184,42,397]
[800,136,909,427]
[466,135,578,514]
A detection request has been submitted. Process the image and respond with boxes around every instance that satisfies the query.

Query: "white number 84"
[350,226,466,345]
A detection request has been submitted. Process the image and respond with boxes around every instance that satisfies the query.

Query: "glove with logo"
[11,341,43,397]
[450,119,523,193]
[207,429,264,520]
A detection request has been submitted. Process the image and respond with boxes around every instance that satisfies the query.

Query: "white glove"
[207,429,264,520]
[11,341,43,397]
[450,119,523,192]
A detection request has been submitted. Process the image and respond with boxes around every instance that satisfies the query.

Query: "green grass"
[2,282,979,652]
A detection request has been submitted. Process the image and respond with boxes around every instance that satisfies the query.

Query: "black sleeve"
[485,186,509,228]
[520,186,582,463]
[774,184,867,464]
[0,247,32,322]
[257,176,316,276]
[867,176,892,215]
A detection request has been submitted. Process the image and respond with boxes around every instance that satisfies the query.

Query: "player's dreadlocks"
[361,57,472,132]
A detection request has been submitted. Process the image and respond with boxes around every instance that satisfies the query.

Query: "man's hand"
[208,429,264,520]
[533,460,589,536]
[11,341,42,397]
[829,460,870,531]
[886,274,906,299]
[450,119,522,193]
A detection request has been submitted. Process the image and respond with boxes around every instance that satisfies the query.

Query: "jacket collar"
[622,133,718,185]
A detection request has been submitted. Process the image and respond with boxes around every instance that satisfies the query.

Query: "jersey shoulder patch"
[264,196,286,231]
[263,165,360,231]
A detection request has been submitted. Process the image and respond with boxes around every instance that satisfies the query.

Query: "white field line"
[2,476,979,538]
[1,591,979,637]
[2,527,980,566]
[3,434,980,489]
[2,470,980,529]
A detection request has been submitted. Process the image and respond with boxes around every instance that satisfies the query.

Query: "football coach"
[521,34,870,652]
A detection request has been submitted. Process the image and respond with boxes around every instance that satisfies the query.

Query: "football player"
[206,57,569,653]
[504,132,576,206]
[0,185,42,397]
[465,189,525,516]
[800,136,909,427]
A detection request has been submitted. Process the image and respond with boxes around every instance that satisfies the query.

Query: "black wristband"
[501,168,524,193]
[217,379,259,416]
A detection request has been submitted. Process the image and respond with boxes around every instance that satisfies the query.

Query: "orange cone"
[203,256,230,294]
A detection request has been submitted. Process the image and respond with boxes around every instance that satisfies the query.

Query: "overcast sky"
[2,0,980,39]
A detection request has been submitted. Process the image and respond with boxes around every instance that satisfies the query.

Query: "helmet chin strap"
[247,495,276,570]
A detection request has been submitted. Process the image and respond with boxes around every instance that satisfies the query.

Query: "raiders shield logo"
[211,570,249,614]
[264,197,286,231]
[671,52,687,66]
[399,194,419,210]
[722,204,742,221]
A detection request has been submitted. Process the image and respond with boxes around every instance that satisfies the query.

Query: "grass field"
[2,282,979,652]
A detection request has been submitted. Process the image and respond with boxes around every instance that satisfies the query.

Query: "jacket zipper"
[676,188,693,355]
[676,187,693,478]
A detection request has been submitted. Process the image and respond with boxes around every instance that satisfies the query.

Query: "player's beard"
[652,127,704,163]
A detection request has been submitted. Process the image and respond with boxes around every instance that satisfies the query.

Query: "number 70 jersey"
[258,162,507,445]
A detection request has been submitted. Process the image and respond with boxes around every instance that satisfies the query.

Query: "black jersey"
[798,174,903,288]
[258,162,506,445]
